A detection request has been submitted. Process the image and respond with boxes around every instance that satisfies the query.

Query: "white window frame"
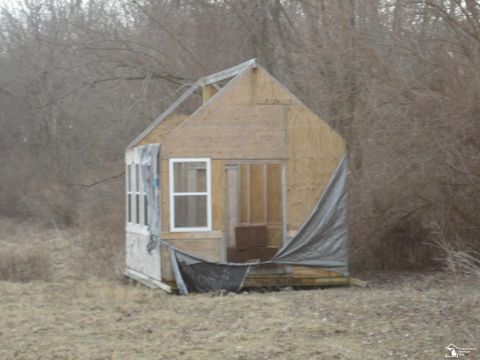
[126,148,149,236]
[169,158,212,232]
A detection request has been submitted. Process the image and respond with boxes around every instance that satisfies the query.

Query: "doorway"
[225,162,284,268]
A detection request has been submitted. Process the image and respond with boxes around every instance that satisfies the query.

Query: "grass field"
[0,218,479,359]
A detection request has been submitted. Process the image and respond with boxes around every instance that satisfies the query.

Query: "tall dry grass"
[0,216,124,283]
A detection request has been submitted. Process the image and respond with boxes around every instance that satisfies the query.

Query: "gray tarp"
[140,144,160,253]
[166,155,349,294]
[270,155,349,273]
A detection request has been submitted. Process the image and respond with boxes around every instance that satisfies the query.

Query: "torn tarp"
[168,246,252,295]
[167,155,349,295]
[140,144,160,254]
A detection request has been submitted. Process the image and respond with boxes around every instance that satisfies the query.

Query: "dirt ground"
[0,271,478,360]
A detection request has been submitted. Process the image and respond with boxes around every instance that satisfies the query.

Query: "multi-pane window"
[169,158,211,232]
[126,151,149,231]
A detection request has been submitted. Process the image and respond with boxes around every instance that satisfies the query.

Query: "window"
[126,150,149,233]
[169,158,211,232]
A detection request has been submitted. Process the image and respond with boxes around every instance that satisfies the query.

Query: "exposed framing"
[128,59,257,148]
[169,158,212,232]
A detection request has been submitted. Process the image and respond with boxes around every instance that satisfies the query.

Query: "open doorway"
[225,162,284,271]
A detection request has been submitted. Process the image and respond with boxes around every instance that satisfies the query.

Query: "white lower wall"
[126,232,161,280]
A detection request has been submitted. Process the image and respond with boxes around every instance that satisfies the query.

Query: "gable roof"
[128,58,345,151]
[128,59,257,148]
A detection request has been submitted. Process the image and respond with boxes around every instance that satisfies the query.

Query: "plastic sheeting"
[168,246,252,294]
[271,155,349,274]
[140,144,161,254]
[167,155,349,294]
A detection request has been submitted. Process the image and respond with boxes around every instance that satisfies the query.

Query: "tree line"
[0,0,478,270]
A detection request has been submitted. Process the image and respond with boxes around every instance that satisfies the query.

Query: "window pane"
[144,195,148,226]
[174,162,206,193]
[127,164,131,192]
[127,194,132,223]
[136,194,140,224]
[135,164,140,192]
[174,195,207,228]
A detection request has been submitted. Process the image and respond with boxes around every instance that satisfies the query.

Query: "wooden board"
[202,84,217,103]
[266,225,282,247]
[244,273,349,288]
[253,67,296,105]
[211,160,225,231]
[267,164,282,224]
[139,114,188,145]
[286,105,346,230]
[292,266,342,278]
[160,68,288,160]
[161,104,287,160]
[225,166,240,248]
[249,164,265,223]
[239,164,249,223]
[161,160,170,232]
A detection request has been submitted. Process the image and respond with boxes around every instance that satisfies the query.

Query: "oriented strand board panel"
[161,104,287,159]
[250,164,265,223]
[239,164,249,223]
[160,236,222,281]
[161,160,170,232]
[215,67,254,105]
[202,84,217,103]
[267,225,282,247]
[253,67,296,105]
[286,105,346,230]
[211,160,225,231]
[292,266,342,278]
[267,164,282,224]
[139,114,188,145]
[160,69,288,160]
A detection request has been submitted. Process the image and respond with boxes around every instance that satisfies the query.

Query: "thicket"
[0,0,478,272]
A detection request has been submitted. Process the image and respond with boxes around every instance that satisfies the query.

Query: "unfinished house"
[125,59,349,294]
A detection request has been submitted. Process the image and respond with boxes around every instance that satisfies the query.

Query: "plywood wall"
[160,69,289,160]
[139,114,187,145]
[253,67,296,105]
[286,105,346,230]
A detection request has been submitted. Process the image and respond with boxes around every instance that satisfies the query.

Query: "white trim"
[126,224,150,236]
[124,268,172,293]
[127,59,257,149]
[128,80,202,148]
[125,146,150,235]
[201,58,256,85]
[169,158,212,232]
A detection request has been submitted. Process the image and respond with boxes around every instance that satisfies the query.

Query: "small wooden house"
[125,59,348,293]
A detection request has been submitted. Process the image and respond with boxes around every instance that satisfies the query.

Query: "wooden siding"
[139,114,188,145]
[285,105,346,230]
[253,67,296,105]
[160,69,288,160]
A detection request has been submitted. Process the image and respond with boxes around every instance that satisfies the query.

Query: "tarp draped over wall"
[140,144,160,254]
[140,147,348,294]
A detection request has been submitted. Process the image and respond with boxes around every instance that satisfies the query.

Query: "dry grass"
[0,217,123,282]
[1,218,479,359]
[0,273,479,359]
